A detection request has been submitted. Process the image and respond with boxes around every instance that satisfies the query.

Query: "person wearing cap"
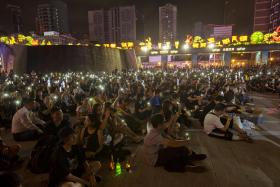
[12,98,45,141]
[44,106,72,137]
[49,127,101,187]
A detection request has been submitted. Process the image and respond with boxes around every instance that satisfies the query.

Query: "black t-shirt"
[202,101,216,120]
[48,145,85,187]
[45,119,71,136]
[83,128,100,152]
[134,98,146,114]
[224,90,235,103]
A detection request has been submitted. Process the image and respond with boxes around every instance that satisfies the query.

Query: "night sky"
[1,0,254,40]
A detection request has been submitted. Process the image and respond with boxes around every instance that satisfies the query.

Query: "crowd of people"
[0,64,279,187]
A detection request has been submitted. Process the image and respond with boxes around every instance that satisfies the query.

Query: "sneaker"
[189,152,207,161]
[185,161,201,168]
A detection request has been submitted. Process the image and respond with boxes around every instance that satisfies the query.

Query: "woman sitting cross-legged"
[78,113,110,161]
[48,127,101,187]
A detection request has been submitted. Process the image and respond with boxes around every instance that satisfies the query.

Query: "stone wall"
[11,45,137,74]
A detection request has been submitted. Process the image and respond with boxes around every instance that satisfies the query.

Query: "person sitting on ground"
[134,94,152,121]
[12,98,45,141]
[200,96,224,124]
[61,90,76,114]
[76,98,92,121]
[203,103,252,141]
[78,113,109,161]
[44,107,72,137]
[0,136,22,170]
[0,171,22,187]
[149,89,162,114]
[104,102,143,144]
[143,113,207,172]
[116,98,146,133]
[49,127,101,187]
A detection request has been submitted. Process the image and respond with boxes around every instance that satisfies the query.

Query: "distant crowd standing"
[0,64,279,187]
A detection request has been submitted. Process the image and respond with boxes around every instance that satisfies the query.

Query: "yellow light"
[175,41,179,49]
[32,40,39,46]
[166,42,170,49]
[270,57,274,61]
[193,43,199,48]
[141,46,148,52]
[158,42,162,49]
[239,35,248,42]
[200,42,207,48]
[222,38,231,45]
[121,42,127,48]
[207,38,215,43]
[127,42,134,48]
[110,44,116,48]
[232,59,235,63]
[232,36,238,43]
[41,40,46,46]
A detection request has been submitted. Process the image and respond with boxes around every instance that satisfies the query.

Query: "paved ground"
[3,92,280,187]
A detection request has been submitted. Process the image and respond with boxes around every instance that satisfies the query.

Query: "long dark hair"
[87,113,101,129]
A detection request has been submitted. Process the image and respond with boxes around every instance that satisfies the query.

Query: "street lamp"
[162,45,170,50]
[183,44,189,50]
[141,46,149,53]
[208,43,215,49]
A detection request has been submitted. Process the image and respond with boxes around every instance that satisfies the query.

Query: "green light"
[250,31,264,44]
[115,160,122,176]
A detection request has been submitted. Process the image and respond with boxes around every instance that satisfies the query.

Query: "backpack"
[28,135,58,174]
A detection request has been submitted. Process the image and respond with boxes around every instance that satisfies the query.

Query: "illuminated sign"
[223,48,235,52]
[170,50,178,54]
[236,47,246,51]
[151,51,159,55]
[160,50,169,54]
[44,31,59,36]
[212,49,221,52]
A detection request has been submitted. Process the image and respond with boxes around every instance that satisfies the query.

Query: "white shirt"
[203,111,224,134]
[11,107,45,134]
[143,128,164,166]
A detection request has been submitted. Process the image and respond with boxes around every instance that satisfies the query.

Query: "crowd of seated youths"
[0,65,279,186]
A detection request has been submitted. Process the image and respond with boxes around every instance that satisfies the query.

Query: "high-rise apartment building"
[159,3,177,43]
[88,10,105,43]
[193,22,204,37]
[6,4,23,33]
[269,0,280,32]
[136,10,145,41]
[88,6,136,43]
[0,4,23,34]
[36,0,69,34]
[119,6,136,42]
[253,0,272,32]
